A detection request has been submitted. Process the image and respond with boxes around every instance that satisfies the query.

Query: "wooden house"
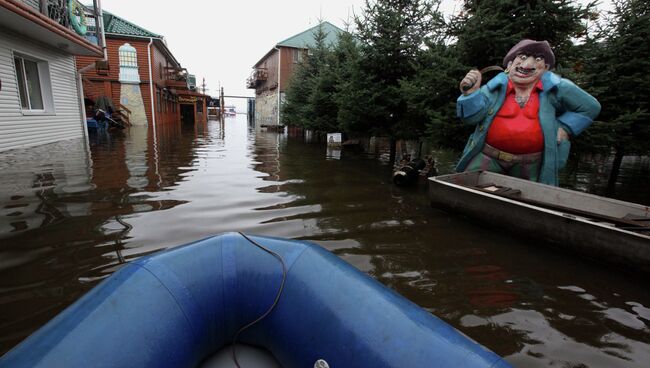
[75,10,207,127]
[246,21,344,126]
[0,0,104,152]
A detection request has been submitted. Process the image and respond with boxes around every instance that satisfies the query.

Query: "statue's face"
[508,53,549,86]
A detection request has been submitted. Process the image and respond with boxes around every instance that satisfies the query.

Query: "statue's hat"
[503,39,555,69]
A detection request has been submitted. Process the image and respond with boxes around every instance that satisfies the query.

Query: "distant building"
[246,21,345,126]
[75,10,208,126]
[0,0,104,152]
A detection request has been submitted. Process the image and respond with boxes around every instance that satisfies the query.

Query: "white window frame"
[13,52,54,116]
[118,43,141,84]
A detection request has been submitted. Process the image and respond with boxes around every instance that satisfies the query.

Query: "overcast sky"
[100,0,612,108]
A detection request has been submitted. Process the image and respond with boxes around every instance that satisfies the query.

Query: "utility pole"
[220,87,225,122]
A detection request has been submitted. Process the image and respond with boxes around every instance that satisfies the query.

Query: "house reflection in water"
[0,123,198,353]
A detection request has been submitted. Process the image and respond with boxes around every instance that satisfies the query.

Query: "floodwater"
[1,115,649,367]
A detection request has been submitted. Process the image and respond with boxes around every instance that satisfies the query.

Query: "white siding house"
[0,30,83,151]
[0,0,104,152]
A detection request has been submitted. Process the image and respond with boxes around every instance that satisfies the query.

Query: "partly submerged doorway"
[180,104,194,124]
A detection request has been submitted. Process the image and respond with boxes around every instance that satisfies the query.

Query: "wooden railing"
[246,68,268,88]
[114,104,131,126]
[164,66,188,88]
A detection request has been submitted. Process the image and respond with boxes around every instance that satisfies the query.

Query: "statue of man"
[455,39,601,186]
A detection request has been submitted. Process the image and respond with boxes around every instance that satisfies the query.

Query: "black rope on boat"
[232,232,287,368]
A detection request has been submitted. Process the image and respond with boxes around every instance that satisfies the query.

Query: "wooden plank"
[473,185,650,230]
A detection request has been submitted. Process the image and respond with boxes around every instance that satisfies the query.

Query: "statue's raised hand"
[460,69,481,95]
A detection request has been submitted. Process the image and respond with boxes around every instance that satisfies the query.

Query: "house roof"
[103,11,161,38]
[276,21,345,48]
[100,10,180,67]
[253,21,346,67]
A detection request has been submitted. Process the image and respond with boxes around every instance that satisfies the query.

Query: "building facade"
[75,11,207,127]
[246,22,344,126]
[0,0,104,152]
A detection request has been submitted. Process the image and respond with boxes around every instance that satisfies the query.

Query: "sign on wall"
[179,96,198,103]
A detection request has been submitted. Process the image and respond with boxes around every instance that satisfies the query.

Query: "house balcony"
[164,66,189,89]
[246,68,268,89]
[0,0,103,56]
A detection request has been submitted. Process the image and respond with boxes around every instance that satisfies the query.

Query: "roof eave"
[253,47,278,69]
[104,33,180,67]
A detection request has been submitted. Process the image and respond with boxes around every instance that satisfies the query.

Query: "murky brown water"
[1,115,649,367]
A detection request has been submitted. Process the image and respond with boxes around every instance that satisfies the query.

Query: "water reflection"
[0,115,649,367]
[563,155,650,206]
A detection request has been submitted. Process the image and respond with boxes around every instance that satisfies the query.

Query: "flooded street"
[1,115,650,367]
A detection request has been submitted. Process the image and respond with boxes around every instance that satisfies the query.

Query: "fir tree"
[306,25,339,132]
[282,59,312,127]
[351,0,442,137]
[281,23,334,129]
[332,29,376,135]
[398,9,462,142]
[401,42,468,146]
[582,0,650,190]
[450,0,595,69]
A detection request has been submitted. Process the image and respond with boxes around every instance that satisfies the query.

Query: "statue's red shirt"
[486,80,544,154]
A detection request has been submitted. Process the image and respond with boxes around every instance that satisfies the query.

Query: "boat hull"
[429,171,650,273]
[0,233,510,368]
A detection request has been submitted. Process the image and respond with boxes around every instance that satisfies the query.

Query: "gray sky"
[101,0,611,108]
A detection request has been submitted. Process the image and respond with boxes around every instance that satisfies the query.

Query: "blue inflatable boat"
[1,233,511,368]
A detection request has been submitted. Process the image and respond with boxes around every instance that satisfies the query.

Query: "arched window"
[118,43,140,83]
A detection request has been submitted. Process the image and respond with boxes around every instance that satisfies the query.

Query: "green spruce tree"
[282,22,338,132]
[306,24,339,132]
[332,29,375,135]
[450,0,596,69]
[282,58,313,127]
[582,0,650,190]
[351,0,442,138]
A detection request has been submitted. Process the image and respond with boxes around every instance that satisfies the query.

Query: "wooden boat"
[0,232,510,368]
[429,171,650,272]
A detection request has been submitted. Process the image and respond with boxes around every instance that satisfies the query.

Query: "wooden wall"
[256,49,278,94]
[77,38,151,123]
[255,46,304,94]
[279,47,299,92]
[76,37,208,126]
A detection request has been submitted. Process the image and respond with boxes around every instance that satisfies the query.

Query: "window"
[14,55,44,110]
[292,49,303,63]
[118,43,140,83]
[196,99,203,113]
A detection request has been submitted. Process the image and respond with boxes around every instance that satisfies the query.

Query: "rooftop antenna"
[201,77,207,94]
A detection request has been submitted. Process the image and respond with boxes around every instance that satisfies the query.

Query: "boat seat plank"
[474,184,521,197]
[473,185,650,230]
